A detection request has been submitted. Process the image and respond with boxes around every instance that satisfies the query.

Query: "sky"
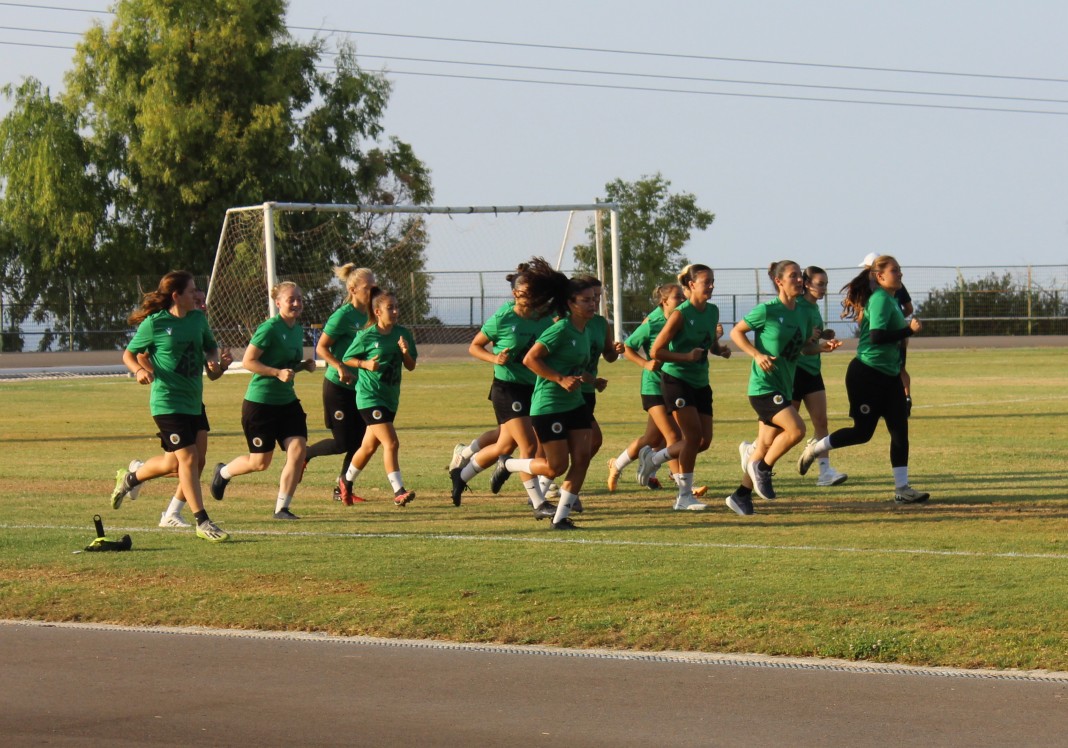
[2,0,1067,274]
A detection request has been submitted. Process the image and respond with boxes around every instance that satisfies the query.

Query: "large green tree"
[0,0,432,350]
[916,272,1067,336]
[573,174,714,327]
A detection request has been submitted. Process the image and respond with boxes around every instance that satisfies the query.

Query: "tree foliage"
[573,174,714,326]
[916,272,1068,336]
[0,0,432,350]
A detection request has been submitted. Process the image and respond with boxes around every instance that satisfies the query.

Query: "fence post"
[956,268,964,337]
[1027,265,1033,336]
[67,277,74,352]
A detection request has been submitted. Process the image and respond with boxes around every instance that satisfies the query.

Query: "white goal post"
[206,202,622,350]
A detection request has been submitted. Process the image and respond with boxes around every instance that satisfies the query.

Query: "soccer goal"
[206,202,622,349]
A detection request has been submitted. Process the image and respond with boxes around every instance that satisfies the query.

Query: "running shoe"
[738,441,754,472]
[338,475,354,506]
[531,502,556,520]
[905,396,913,418]
[273,508,301,520]
[449,467,469,507]
[448,443,469,472]
[544,483,560,500]
[159,512,191,529]
[606,458,621,492]
[725,491,755,516]
[635,445,656,487]
[110,469,136,510]
[746,460,777,500]
[797,438,819,476]
[647,475,663,490]
[816,467,849,487]
[551,517,578,531]
[332,484,342,502]
[489,459,512,494]
[673,494,708,511]
[894,485,930,504]
[196,519,231,542]
[394,489,416,507]
[127,460,144,501]
[209,463,229,501]
[570,497,584,514]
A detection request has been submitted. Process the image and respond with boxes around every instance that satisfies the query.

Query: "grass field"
[1,347,1066,671]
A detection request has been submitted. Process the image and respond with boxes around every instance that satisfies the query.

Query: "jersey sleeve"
[126,317,155,355]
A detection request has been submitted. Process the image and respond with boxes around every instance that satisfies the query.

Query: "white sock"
[539,475,553,492]
[614,450,633,470]
[220,465,233,480]
[345,464,361,482]
[677,472,694,497]
[524,479,546,508]
[814,436,833,456]
[893,467,909,487]
[670,473,680,487]
[652,448,671,467]
[553,490,577,523]
[165,497,184,517]
[817,457,831,471]
[505,457,534,474]
[275,495,291,513]
[461,458,486,483]
[461,439,480,459]
[387,471,404,493]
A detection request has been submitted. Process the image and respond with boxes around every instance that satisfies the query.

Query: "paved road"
[2,621,1065,746]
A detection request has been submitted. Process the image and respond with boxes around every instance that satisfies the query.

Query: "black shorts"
[241,399,308,453]
[583,391,597,417]
[488,379,534,424]
[359,405,397,426]
[792,368,826,401]
[641,393,674,413]
[532,405,593,443]
[749,392,793,426]
[661,373,713,416]
[153,413,202,452]
[845,358,906,421]
[322,378,364,442]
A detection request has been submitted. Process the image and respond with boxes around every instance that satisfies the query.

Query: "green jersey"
[624,307,666,397]
[743,298,806,399]
[660,300,719,389]
[244,315,305,405]
[343,324,418,412]
[857,287,907,376]
[479,302,551,386]
[126,309,217,417]
[580,314,609,394]
[795,296,824,376]
[322,303,368,390]
[530,317,591,417]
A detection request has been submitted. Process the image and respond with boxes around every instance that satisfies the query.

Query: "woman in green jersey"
[610,283,686,495]
[640,264,732,511]
[210,281,317,519]
[340,287,419,507]
[450,262,555,518]
[306,264,375,505]
[728,261,841,515]
[798,255,928,504]
[110,271,230,542]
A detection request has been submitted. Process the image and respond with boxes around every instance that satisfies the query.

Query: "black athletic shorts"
[845,358,906,421]
[359,405,397,426]
[532,404,593,443]
[792,368,826,401]
[321,378,364,442]
[660,373,713,416]
[748,392,793,426]
[488,378,534,424]
[641,393,674,413]
[153,413,201,452]
[241,399,308,453]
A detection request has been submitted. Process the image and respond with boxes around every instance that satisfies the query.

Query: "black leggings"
[306,378,365,474]
[829,358,909,468]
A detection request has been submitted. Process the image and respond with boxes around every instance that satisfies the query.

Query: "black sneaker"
[449,467,469,506]
[725,491,755,516]
[489,459,512,494]
[551,516,578,530]
[210,463,229,501]
[570,497,584,513]
[332,485,342,502]
[532,502,556,520]
[905,396,913,418]
[273,508,300,520]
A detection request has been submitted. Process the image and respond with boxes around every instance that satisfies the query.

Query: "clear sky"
[2,0,1067,271]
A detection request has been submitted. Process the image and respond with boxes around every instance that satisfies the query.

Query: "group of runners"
[108,253,926,542]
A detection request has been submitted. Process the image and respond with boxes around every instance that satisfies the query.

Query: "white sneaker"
[738,441,754,472]
[635,445,656,487]
[816,467,849,487]
[159,512,191,528]
[673,494,707,511]
[544,482,561,500]
[127,459,145,500]
[448,443,468,471]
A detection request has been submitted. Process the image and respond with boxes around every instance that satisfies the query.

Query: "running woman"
[792,266,848,487]
[339,287,419,507]
[450,262,554,517]
[639,264,731,511]
[727,260,841,515]
[306,264,375,505]
[110,271,230,542]
[797,255,928,504]
[210,281,316,520]
[861,252,914,415]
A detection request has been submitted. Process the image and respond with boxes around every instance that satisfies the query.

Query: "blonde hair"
[333,263,375,290]
[271,280,301,301]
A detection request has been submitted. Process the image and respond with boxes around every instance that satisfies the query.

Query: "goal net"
[206,202,621,350]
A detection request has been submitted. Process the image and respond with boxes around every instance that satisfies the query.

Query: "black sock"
[193,510,209,524]
[756,459,771,473]
[736,485,753,498]
[125,471,142,489]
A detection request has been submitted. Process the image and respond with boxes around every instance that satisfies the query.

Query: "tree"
[916,272,1067,336]
[0,0,432,350]
[573,174,714,327]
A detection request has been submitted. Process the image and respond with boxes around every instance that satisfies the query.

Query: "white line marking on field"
[4,523,1066,561]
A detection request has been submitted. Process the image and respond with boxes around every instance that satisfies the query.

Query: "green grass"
[2,347,1066,671]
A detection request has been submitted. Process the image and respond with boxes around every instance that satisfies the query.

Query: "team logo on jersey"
[373,342,380,349]
[334,410,345,421]
[372,409,383,421]
[551,421,564,434]
[168,432,180,445]
[675,397,687,409]
[165,327,173,336]
[773,394,784,405]
[859,403,871,415]
[511,401,523,413]
[510,325,517,332]
[252,437,264,448]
